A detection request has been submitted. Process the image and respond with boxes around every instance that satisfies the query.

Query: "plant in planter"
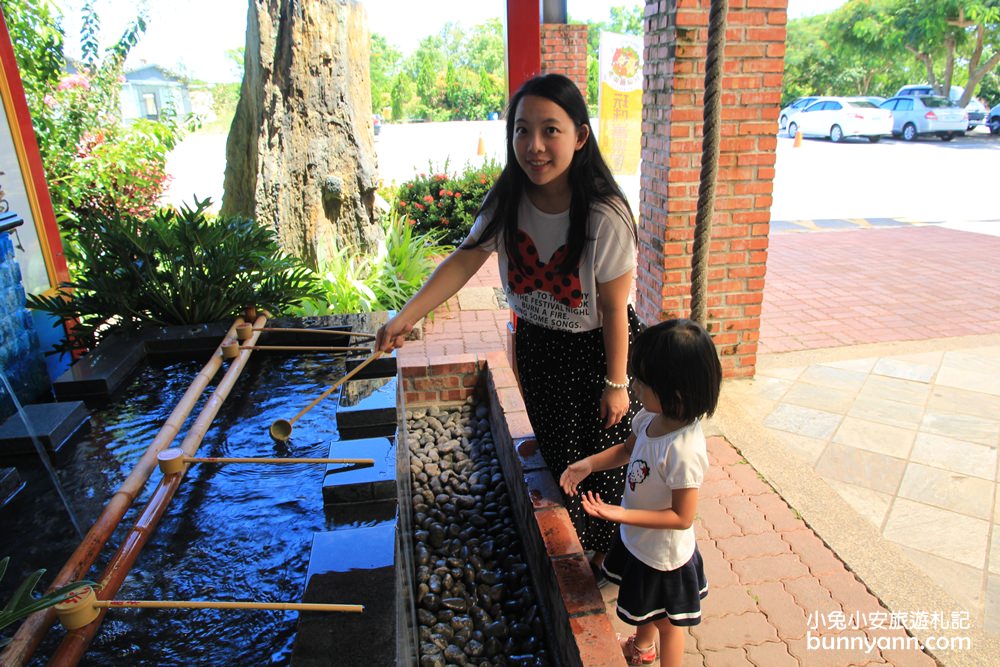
[393,159,501,245]
[291,207,453,316]
[28,198,319,354]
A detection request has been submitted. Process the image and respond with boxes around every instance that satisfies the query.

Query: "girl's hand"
[600,385,630,428]
[559,460,593,496]
[580,491,624,522]
[375,316,413,352]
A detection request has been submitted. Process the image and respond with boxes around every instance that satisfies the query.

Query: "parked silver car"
[778,96,818,134]
[989,104,1000,135]
[895,84,985,130]
[878,95,967,141]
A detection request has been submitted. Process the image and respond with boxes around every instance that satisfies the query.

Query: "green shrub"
[393,159,501,245]
[291,208,453,316]
[28,199,319,353]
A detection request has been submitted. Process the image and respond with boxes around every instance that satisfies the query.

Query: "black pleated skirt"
[514,306,643,553]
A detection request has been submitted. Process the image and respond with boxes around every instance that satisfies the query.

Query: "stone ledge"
[0,401,89,460]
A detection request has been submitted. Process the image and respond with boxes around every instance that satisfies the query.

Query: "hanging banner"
[597,31,643,175]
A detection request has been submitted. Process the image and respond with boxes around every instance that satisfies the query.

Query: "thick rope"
[690,0,728,326]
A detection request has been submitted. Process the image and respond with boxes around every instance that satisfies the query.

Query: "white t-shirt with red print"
[621,409,708,571]
[467,196,635,332]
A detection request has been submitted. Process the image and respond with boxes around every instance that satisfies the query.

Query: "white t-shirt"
[466,196,635,332]
[621,409,708,571]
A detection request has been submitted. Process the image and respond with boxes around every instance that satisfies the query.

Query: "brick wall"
[541,24,589,100]
[638,0,788,378]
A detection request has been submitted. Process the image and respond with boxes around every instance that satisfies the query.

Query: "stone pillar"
[540,24,589,100]
[638,0,787,378]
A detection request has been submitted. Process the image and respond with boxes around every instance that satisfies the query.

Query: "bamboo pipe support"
[156,448,373,475]
[269,351,384,442]
[221,342,370,359]
[55,586,363,630]
[252,326,377,339]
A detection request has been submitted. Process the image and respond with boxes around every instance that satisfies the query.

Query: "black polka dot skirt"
[514,306,643,553]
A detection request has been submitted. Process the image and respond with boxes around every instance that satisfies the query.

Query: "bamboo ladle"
[55,585,363,630]
[269,351,385,442]
[156,448,373,475]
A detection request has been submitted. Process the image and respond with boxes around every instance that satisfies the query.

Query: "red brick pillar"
[638,0,787,378]
[540,24,589,100]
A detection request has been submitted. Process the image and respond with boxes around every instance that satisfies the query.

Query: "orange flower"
[422,195,434,203]
[414,203,425,211]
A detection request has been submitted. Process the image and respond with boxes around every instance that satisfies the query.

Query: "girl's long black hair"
[464,73,636,273]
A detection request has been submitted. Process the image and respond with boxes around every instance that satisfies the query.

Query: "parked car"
[879,95,967,141]
[990,104,1000,135]
[896,84,985,130]
[785,96,893,143]
[778,96,818,133]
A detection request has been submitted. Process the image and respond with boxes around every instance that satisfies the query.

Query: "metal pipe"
[542,0,567,23]
[47,313,271,666]
[0,317,247,667]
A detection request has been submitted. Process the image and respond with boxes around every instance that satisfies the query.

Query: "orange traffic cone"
[793,130,803,147]
[477,133,486,157]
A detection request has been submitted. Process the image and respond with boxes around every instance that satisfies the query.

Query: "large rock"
[222,0,380,267]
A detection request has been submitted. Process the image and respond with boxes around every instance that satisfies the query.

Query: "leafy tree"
[0,0,64,103]
[369,33,401,115]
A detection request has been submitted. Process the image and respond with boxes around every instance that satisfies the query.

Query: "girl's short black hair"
[629,318,723,423]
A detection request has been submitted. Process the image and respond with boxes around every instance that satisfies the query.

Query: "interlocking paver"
[744,641,799,667]
[730,553,811,584]
[702,584,758,618]
[780,529,849,576]
[716,532,791,560]
[700,646,756,666]
[747,581,809,639]
[720,495,775,535]
[698,497,743,539]
[691,612,779,650]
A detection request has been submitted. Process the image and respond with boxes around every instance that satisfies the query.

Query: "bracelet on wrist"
[604,376,629,390]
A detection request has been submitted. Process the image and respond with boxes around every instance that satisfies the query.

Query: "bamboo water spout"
[155,448,373,474]
[246,326,377,339]
[0,317,249,667]
[48,313,272,666]
[54,586,363,631]
[269,351,384,442]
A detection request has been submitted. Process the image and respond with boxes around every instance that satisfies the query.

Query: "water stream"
[0,367,85,539]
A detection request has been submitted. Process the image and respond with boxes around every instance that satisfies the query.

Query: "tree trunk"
[222,0,380,268]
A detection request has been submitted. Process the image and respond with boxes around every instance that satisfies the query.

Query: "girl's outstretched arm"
[559,433,635,496]
[580,488,699,530]
[375,247,491,351]
[597,268,634,428]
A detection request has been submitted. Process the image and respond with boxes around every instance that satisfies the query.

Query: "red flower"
[406,218,415,225]
[454,192,462,199]
[422,195,434,203]
[440,218,449,225]
[439,189,446,197]
[398,201,407,208]
[414,203,426,211]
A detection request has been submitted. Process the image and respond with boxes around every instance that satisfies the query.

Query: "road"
[164,121,999,228]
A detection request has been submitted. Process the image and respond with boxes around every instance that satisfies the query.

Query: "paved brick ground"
[759,226,1000,354]
[601,437,938,666]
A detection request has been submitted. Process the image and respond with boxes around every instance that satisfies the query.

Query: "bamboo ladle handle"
[55,586,362,630]
[156,449,374,475]
[269,351,385,441]
[257,327,377,339]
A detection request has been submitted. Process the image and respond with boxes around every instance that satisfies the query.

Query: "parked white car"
[896,84,986,129]
[879,95,967,141]
[786,97,893,143]
[778,96,818,133]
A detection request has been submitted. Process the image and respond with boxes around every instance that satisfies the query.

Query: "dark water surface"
[1,353,353,666]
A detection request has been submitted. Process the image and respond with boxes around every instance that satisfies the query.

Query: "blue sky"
[54,0,845,83]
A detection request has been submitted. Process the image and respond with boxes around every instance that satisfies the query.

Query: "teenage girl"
[559,319,723,667]
[375,73,641,570]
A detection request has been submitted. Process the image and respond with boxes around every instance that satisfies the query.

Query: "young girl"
[560,319,723,667]
[375,73,641,571]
